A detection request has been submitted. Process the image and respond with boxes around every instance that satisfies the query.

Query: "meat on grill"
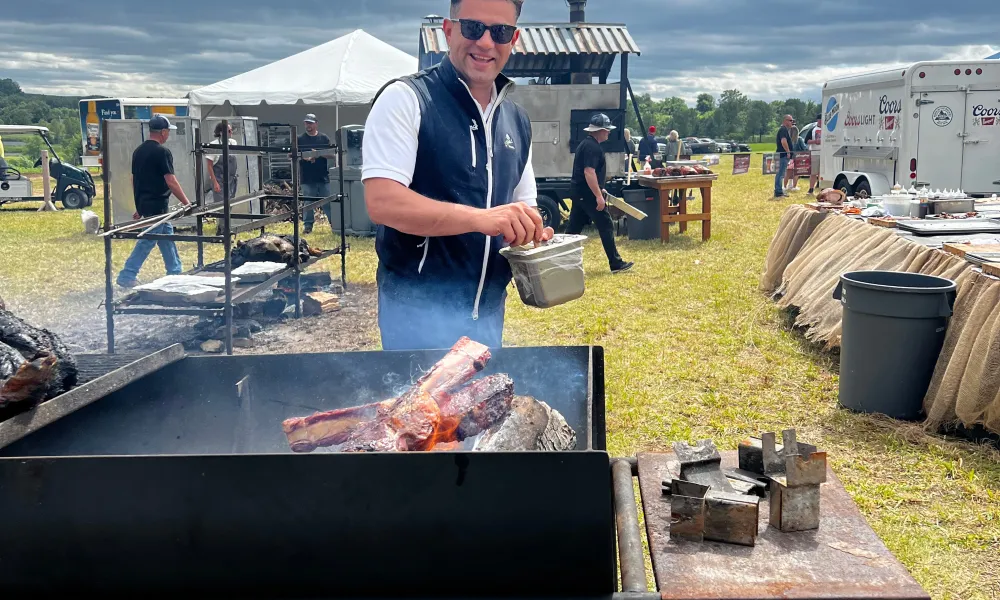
[282,337,514,453]
[232,234,323,268]
[0,309,77,408]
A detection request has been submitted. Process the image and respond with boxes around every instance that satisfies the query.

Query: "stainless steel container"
[500,234,587,309]
[930,198,975,214]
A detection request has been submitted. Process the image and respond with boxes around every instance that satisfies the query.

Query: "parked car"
[685,138,720,154]
[714,140,732,153]
[719,139,751,152]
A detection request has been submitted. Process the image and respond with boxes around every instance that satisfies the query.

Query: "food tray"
[897,219,1000,236]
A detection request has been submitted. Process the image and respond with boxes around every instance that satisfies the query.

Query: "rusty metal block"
[761,432,786,474]
[673,439,734,493]
[703,491,760,546]
[785,451,828,487]
[738,437,766,473]
[769,479,820,532]
[670,494,706,542]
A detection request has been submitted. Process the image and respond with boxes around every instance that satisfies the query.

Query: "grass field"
[1,155,998,598]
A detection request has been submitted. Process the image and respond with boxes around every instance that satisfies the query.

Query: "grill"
[0,344,930,599]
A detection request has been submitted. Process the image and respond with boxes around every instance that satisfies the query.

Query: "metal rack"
[101,118,348,356]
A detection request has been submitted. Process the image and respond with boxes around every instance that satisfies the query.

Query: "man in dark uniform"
[565,113,633,274]
[298,113,334,234]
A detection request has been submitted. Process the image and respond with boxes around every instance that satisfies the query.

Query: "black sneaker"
[611,261,634,274]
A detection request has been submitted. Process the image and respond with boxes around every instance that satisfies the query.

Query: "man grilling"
[565,113,633,274]
[362,0,552,352]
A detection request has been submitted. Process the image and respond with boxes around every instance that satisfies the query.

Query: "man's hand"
[133,211,140,220]
[597,189,608,212]
[212,180,221,193]
[476,202,546,247]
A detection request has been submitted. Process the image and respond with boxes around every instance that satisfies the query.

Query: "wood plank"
[982,262,1000,278]
[663,213,711,223]
[942,242,1000,258]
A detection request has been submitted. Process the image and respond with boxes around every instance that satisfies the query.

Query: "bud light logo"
[825,97,839,132]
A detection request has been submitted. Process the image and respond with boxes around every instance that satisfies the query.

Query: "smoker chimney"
[568,1,589,84]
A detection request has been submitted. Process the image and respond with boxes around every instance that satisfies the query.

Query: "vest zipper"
[469,81,513,321]
[470,121,478,168]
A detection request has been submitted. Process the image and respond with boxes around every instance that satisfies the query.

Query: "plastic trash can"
[833,271,957,420]
[623,189,660,241]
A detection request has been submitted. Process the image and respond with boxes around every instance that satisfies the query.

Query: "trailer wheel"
[853,179,872,200]
[835,176,854,198]
[61,189,87,210]
[536,194,562,231]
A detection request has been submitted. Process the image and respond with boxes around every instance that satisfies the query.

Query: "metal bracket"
[738,428,826,533]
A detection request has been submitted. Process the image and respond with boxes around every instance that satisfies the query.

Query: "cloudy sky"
[3,0,996,105]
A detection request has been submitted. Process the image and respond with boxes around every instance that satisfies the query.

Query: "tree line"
[0,78,83,170]
[625,89,821,142]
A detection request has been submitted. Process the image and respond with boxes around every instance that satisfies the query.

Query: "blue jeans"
[301,181,333,228]
[774,154,790,196]
[117,222,183,284]
[377,287,506,351]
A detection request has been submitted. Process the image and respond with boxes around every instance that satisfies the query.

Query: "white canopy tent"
[187,29,418,131]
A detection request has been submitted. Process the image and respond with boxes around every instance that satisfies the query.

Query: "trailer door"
[961,91,1000,195]
[916,92,965,189]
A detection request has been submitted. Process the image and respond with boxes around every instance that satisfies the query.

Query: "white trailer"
[820,60,1000,198]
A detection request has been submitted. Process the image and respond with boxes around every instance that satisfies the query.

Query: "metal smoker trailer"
[0,344,929,599]
[100,118,348,356]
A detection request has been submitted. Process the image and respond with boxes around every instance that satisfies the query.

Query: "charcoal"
[0,309,77,399]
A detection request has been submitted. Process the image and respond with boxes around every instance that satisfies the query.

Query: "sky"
[2,0,997,105]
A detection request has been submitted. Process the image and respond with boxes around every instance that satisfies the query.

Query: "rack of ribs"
[282,337,515,453]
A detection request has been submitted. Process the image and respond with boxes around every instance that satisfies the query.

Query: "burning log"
[282,337,497,453]
[476,396,577,452]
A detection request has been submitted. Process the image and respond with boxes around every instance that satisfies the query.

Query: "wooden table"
[638,173,718,242]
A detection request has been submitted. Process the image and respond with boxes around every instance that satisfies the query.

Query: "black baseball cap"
[149,115,177,131]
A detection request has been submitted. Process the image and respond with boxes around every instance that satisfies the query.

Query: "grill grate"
[73,353,151,386]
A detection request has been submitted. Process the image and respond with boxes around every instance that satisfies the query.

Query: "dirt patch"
[234,283,380,355]
[1,282,380,356]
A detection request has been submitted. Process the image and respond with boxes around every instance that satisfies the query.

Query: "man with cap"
[637,125,658,165]
[565,113,634,274]
[116,115,191,287]
[362,0,553,352]
[298,113,334,234]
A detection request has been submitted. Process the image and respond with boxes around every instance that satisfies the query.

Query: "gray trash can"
[833,271,957,420]
[622,189,660,241]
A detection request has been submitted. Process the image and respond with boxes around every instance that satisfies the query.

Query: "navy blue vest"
[371,56,532,319]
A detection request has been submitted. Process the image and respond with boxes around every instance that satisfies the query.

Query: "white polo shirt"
[361,80,537,207]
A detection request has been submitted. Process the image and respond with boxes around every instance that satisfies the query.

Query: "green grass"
[749,142,776,153]
[2,155,999,599]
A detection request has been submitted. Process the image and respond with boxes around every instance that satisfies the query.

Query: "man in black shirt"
[566,113,633,274]
[298,113,334,234]
[773,114,793,198]
[116,115,191,288]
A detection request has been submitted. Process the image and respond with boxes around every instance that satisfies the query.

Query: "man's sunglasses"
[457,19,517,45]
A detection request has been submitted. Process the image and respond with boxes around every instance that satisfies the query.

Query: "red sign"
[984,116,996,126]
[732,153,751,175]
[884,115,896,130]
[793,153,811,177]
[763,153,778,175]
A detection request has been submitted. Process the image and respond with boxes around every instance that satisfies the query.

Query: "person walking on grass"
[773,115,793,199]
[565,113,634,274]
[116,116,191,288]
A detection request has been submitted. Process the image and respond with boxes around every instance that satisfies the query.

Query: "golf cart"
[0,125,96,210]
